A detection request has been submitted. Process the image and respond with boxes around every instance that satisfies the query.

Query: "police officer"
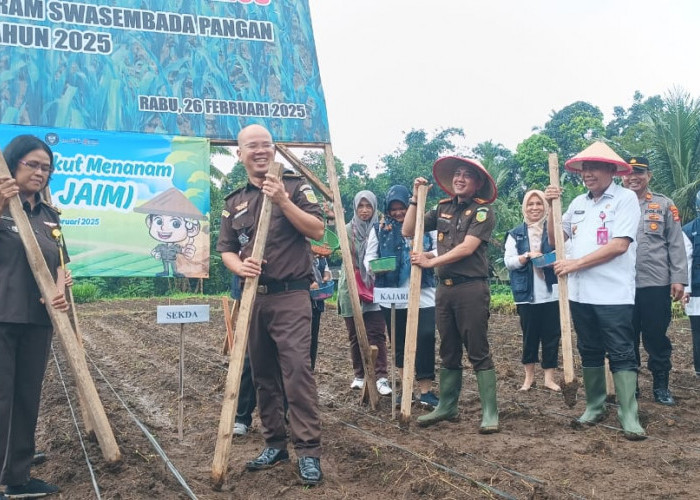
[216,124,324,485]
[403,157,499,433]
[545,141,646,440]
[622,157,687,405]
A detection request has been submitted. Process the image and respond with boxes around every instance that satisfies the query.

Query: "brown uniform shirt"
[0,196,68,325]
[216,172,322,283]
[424,197,495,280]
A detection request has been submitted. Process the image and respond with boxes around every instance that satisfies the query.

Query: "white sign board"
[157,305,210,324]
[373,287,409,307]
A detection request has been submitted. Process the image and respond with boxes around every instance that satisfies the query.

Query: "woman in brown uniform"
[0,135,70,499]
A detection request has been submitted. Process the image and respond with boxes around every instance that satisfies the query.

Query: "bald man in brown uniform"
[403,157,500,433]
[217,125,324,485]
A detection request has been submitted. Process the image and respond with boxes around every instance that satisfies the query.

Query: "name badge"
[597,227,609,245]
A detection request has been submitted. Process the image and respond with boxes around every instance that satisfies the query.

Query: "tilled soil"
[22,298,700,499]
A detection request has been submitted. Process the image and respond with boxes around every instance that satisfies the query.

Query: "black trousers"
[516,301,561,368]
[690,315,700,373]
[0,323,53,487]
[632,285,673,374]
[234,355,257,427]
[570,302,637,372]
[381,306,436,381]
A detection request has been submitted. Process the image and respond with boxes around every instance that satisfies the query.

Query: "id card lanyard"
[596,211,609,245]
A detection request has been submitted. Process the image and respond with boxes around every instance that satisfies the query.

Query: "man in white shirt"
[545,141,646,441]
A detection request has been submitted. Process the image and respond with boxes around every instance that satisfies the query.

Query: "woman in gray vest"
[504,189,561,391]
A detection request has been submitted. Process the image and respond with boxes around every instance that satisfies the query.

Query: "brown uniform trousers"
[248,290,321,457]
[436,279,494,371]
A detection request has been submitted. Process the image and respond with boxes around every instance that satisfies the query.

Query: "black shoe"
[298,456,323,486]
[32,452,47,466]
[652,372,675,406]
[653,388,676,406]
[4,477,59,498]
[245,447,289,470]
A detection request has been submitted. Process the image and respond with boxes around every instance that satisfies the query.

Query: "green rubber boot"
[417,368,462,427]
[577,366,608,425]
[476,369,500,434]
[612,370,647,440]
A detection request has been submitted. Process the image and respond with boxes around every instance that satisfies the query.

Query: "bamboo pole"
[0,154,120,462]
[276,144,333,201]
[399,185,427,425]
[548,153,579,406]
[323,144,379,408]
[211,162,281,488]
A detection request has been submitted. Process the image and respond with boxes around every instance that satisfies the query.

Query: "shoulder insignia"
[645,192,652,200]
[474,197,488,204]
[224,185,246,200]
[670,205,680,222]
[438,197,452,205]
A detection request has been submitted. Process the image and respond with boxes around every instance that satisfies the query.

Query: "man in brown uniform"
[216,124,325,485]
[403,157,499,433]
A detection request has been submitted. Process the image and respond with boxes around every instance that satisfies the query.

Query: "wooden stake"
[548,153,579,407]
[323,144,379,408]
[43,187,96,438]
[178,322,185,441]
[390,304,396,420]
[399,185,428,426]
[221,296,239,355]
[604,358,616,401]
[0,154,120,463]
[276,144,333,201]
[211,162,282,488]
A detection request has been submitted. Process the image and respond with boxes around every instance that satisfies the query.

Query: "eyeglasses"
[18,159,52,173]
[241,142,275,151]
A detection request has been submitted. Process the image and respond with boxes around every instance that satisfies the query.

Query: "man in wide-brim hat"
[402,156,500,433]
[544,141,647,440]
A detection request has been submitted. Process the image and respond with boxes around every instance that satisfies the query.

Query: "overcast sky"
[307,0,700,168]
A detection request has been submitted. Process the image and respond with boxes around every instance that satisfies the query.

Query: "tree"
[514,133,559,192]
[647,88,700,221]
[472,140,518,198]
[543,101,605,161]
[377,128,465,207]
[605,91,663,157]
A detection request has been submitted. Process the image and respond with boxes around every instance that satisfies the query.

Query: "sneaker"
[419,391,440,409]
[4,477,59,498]
[350,377,365,390]
[394,392,416,408]
[376,377,392,396]
[233,422,249,436]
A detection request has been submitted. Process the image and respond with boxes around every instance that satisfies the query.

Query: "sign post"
[157,304,210,440]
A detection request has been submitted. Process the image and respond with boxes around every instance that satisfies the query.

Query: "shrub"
[71,282,100,303]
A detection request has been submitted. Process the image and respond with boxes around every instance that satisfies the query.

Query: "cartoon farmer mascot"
[135,187,206,277]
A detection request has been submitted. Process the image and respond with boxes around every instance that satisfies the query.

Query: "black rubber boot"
[652,371,675,406]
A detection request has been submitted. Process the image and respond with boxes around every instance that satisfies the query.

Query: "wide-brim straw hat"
[432,156,497,204]
[564,141,631,176]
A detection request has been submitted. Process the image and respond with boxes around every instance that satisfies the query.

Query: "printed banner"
[1,124,211,278]
[0,0,330,143]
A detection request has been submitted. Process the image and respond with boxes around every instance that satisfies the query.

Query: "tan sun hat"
[432,156,497,204]
[564,141,631,176]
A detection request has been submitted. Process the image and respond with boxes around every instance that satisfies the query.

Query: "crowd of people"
[3,127,700,496]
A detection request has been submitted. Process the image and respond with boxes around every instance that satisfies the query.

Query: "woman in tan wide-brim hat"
[432,156,498,203]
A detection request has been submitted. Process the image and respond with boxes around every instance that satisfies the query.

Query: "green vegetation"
[76,87,699,309]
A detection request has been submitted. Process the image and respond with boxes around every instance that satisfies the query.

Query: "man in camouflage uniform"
[622,156,687,405]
